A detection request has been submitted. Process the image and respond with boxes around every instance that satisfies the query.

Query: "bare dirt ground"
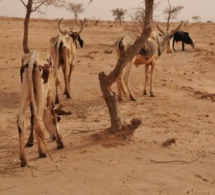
[0,17,215,195]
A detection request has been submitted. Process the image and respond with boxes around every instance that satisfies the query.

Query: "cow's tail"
[27,51,38,118]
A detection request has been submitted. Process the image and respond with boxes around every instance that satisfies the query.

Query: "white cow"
[17,51,64,167]
[50,18,81,104]
[114,22,182,101]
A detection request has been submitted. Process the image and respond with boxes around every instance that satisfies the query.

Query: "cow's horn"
[171,21,183,34]
[77,19,83,35]
[58,18,66,35]
[157,23,164,34]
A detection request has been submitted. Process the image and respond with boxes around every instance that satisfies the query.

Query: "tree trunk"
[23,0,32,54]
[99,0,154,133]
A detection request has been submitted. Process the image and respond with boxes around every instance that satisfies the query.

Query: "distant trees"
[163,0,184,31]
[65,2,84,23]
[111,8,127,25]
[192,16,201,23]
[20,0,65,54]
[129,1,161,23]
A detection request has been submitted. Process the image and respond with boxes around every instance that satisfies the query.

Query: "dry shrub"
[194,91,215,102]
[82,50,99,59]
[162,138,177,147]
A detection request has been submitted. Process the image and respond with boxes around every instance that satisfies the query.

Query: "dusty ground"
[0,17,215,195]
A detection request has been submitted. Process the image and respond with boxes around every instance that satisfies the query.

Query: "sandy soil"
[0,17,215,195]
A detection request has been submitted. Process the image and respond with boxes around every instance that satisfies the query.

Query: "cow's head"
[156,22,182,53]
[58,18,84,48]
[157,22,182,42]
[184,32,196,49]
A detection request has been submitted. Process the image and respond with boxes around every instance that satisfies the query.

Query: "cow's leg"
[43,106,65,149]
[26,102,34,147]
[62,62,71,99]
[117,67,129,101]
[34,120,47,158]
[117,78,123,101]
[54,67,61,104]
[62,65,67,95]
[182,42,185,51]
[17,93,29,167]
[172,40,175,51]
[34,101,48,158]
[143,64,149,95]
[66,63,74,99]
[55,82,60,104]
[149,62,156,97]
[124,62,136,101]
[45,117,64,149]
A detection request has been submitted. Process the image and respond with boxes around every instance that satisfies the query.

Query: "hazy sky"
[1,0,214,22]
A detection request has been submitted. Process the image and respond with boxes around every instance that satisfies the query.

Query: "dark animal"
[172,31,195,51]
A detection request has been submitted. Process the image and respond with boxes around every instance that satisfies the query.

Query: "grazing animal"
[114,22,182,101]
[17,51,64,167]
[172,31,195,51]
[58,18,84,48]
[50,19,78,104]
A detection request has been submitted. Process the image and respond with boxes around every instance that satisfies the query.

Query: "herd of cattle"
[16,19,195,167]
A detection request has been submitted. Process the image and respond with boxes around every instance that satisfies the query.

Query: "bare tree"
[163,0,184,31]
[66,2,84,23]
[20,0,65,54]
[129,1,161,24]
[192,16,201,23]
[99,0,154,133]
[129,4,145,24]
[111,8,127,25]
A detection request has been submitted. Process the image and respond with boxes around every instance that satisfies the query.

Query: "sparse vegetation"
[20,0,65,53]
[163,0,184,31]
[65,2,84,23]
[111,8,127,25]
[192,16,201,23]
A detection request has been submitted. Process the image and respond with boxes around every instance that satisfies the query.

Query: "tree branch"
[20,0,27,7]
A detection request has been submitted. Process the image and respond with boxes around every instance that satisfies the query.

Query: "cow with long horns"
[50,18,83,103]
[114,22,182,101]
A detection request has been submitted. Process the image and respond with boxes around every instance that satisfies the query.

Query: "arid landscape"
[0,17,215,195]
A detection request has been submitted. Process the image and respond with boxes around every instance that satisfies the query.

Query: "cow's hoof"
[57,144,65,149]
[50,135,56,140]
[66,95,72,99]
[20,160,28,167]
[39,153,47,158]
[130,96,137,101]
[25,142,33,147]
[55,100,60,104]
[143,91,147,96]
